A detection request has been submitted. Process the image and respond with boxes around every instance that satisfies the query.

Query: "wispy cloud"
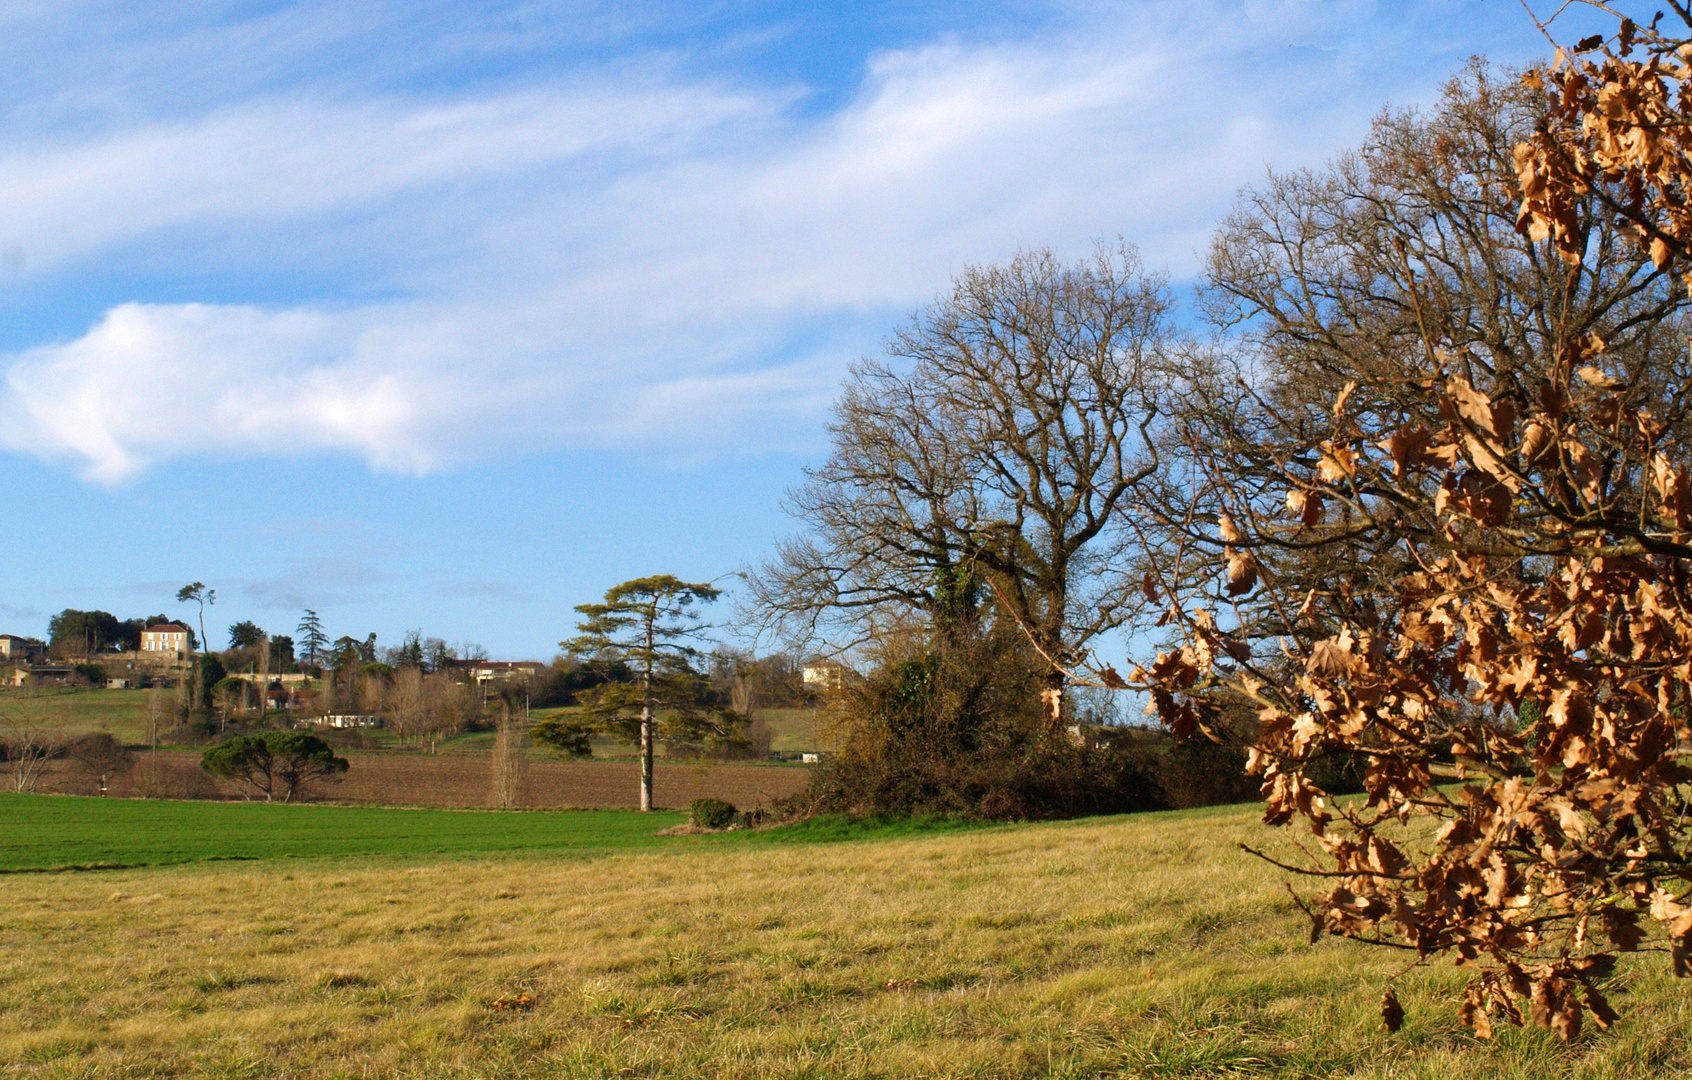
[441,581,534,603]
[240,553,394,611]
[0,1,1545,482]
[0,601,45,626]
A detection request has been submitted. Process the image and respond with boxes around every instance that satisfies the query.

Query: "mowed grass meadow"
[0,795,688,870]
[3,798,1689,1079]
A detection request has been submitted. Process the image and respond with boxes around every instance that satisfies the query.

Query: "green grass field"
[2,797,1688,1078]
[0,686,156,742]
[0,795,975,871]
[0,794,688,870]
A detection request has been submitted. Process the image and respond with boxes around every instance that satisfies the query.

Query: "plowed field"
[34,750,810,810]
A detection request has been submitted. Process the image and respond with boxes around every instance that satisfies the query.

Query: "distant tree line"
[45,610,198,657]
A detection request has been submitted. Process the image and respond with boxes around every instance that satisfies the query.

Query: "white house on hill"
[140,623,191,657]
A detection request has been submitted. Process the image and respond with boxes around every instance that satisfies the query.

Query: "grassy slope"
[0,687,155,742]
[756,706,826,753]
[10,688,832,757]
[1,801,1686,1078]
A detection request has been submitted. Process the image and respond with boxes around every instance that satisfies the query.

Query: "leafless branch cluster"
[747,243,1174,726]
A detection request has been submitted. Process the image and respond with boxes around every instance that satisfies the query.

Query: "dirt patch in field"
[31,751,811,810]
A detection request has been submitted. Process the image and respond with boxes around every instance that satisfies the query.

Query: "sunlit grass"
[7,687,830,762]
[0,686,155,742]
[1,802,1686,1078]
[0,794,687,870]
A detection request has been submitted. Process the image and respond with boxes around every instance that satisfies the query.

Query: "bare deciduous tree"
[424,673,474,753]
[1,699,67,793]
[752,244,1172,727]
[144,687,165,797]
[490,712,526,809]
[357,669,387,722]
[1152,61,1692,643]
[384,668,475,751]
[386,667,429,746]
[67,733,135,796]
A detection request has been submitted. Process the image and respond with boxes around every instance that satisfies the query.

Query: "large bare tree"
[751,244,1171,727]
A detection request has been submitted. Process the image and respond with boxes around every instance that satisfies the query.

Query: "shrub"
[804,631,1163,821]
[690,797,736,829]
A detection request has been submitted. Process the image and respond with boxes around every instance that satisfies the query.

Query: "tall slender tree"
[176,583,215,654]
[296,610,328,668]
[548,575,726,812]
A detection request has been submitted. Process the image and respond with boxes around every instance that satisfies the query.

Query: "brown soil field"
[31,750,811,810]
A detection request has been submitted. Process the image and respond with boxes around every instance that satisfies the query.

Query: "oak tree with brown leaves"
[1515,3,1692,291]
[1127,21,1692,1041]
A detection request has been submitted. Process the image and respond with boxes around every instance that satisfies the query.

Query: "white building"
[801,662,849,692]
[321,714,383,729]
[140,624,191,657]
[461,660,542,685]
[0,634,43,661]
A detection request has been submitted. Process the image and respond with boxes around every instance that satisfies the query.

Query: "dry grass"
[2,804,1687,1079]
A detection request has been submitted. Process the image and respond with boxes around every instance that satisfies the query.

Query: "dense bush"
[526,655,629,709]
[690,797,736,829]
[795,645,1327,822]
[190,653,227,714]
[800,631,1166,822]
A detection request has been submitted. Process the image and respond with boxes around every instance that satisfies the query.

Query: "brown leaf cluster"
[1516,15,1692,294]
[1142,350,1692,1040]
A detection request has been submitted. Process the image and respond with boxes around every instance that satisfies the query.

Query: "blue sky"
[0,0,1601,658]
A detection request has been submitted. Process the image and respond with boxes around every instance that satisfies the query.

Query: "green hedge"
[690,797,736,829]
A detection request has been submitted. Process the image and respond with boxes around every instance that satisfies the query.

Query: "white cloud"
[0,296,841,480]
[0,1,1540,482]
[3,303,393,481]
[0,80,772,275]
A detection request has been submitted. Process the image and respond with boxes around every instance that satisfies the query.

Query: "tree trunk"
[640,614,655,812]
[640,702,653,812]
